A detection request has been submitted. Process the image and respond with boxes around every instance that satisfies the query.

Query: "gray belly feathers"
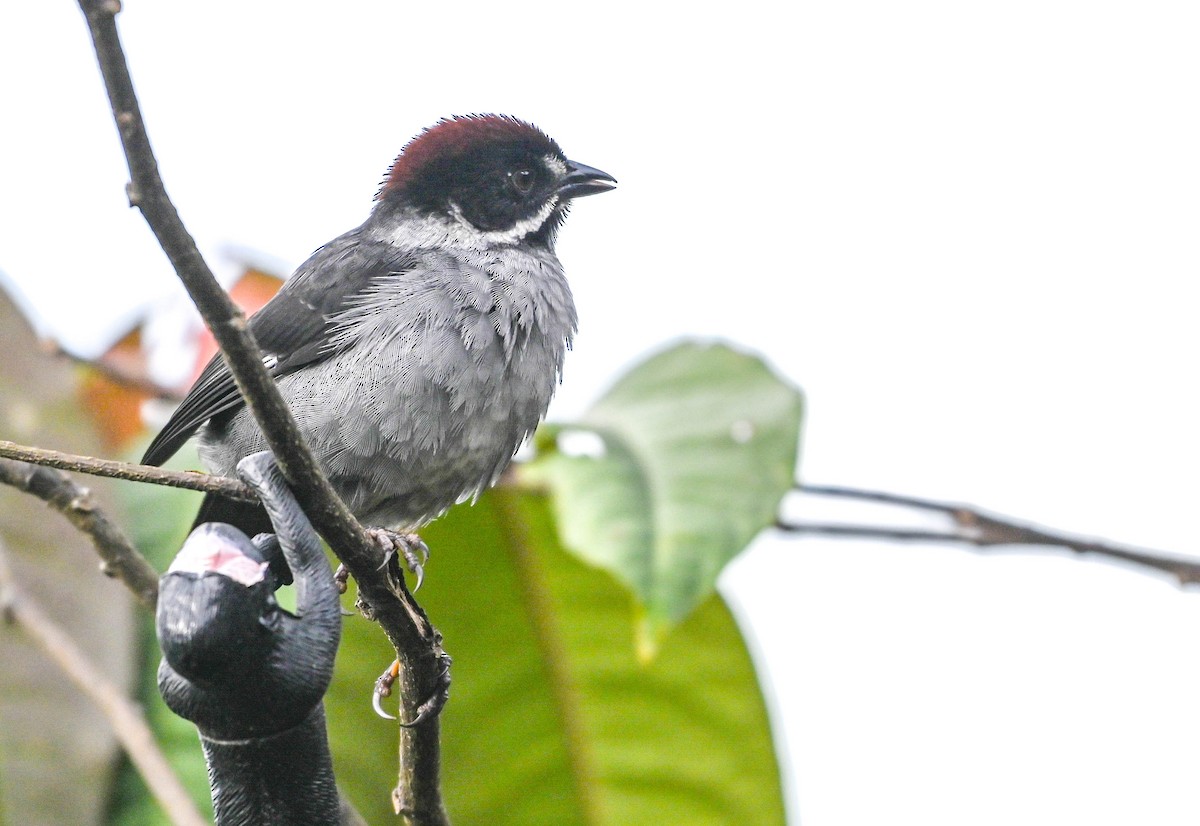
[197,248,575,530]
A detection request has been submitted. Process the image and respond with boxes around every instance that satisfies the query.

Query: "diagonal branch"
[782,483,1200,586]
[76,2,447,820]
[0,458,159,608]
[75,0,372,572]
[0,439,255,502]
[0,537,205,826]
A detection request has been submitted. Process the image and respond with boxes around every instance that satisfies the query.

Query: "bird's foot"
[372,660,400,720]
[371,653,452,725]
[366,528,430,591]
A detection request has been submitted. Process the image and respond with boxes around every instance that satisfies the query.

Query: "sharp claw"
[399,708,428,728]
[365,529,429,586]
[373,659,401,720]
[372,688,397,720]
[371,653,449,726]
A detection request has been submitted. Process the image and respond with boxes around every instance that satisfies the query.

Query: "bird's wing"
[141,231,417,466]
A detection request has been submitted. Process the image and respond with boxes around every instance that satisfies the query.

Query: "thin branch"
[76,2,447,819]
[777,523,974,545]
[0,538,206,826]
[76,0,374,574]
[799,483,964,516]
[0,439,255,502]
[784,483,1200,586]
[0,458,159,608]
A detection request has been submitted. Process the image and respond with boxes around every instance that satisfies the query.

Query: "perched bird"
[142,114,615,544]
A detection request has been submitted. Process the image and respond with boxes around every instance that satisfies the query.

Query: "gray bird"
[142,114,615,542]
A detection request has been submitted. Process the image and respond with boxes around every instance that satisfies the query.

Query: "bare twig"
[76,0,374,576]
[783,483,1200,586]
[0,538,206,826]
[0,439,255,503]
[0,458,159,608]
[76,2,447,820]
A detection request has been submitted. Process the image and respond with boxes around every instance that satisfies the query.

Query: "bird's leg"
[365,528,430,591]
[342,528,447,720]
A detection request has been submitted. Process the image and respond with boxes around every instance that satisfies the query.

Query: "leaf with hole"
[523,340,803,651]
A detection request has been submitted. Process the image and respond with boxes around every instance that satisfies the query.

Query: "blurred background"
[2,1,1199,823]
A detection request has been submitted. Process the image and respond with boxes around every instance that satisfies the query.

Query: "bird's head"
[373,114,615,249]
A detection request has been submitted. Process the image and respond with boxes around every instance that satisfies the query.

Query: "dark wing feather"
[140,351,249,465]
[141,229,417,466]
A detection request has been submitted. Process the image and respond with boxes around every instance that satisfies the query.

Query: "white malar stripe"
[451,196,561,247]
[379,196,560,251]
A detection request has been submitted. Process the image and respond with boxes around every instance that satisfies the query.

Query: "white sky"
[3,2,1200,824]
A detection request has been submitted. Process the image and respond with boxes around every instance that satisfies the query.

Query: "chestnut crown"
[375,114,614,236]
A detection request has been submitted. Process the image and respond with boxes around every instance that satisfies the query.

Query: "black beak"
[558,160,617,199]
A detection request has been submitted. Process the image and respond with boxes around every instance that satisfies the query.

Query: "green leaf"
[523,341,803,646]
[328,490,785,825]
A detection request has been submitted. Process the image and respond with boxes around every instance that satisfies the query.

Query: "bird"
[142,114,616,551]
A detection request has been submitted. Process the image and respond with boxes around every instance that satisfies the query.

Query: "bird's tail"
[193,492,276,539]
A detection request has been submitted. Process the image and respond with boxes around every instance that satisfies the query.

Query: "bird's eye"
[508,167,535,195]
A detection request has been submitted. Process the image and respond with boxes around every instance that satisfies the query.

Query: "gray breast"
[197,247,576,530]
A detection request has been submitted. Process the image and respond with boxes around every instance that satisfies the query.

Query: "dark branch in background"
[0,458,159,608]
[781,483,1200,586]
[75,2,448,822]
[0,440,256,503]
[0,537,205,826]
